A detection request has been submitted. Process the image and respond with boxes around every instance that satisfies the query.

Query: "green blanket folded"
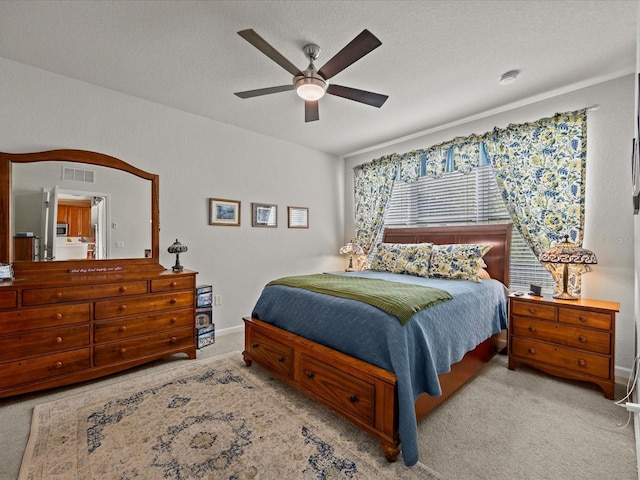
[267,273,453,325]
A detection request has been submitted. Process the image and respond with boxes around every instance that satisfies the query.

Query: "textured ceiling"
[0,0,637,157]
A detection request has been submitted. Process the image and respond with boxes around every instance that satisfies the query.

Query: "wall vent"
[62,167,95,183]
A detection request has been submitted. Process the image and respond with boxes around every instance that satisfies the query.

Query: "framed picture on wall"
[209,198,241,226]
[287,206,309,228]
[252,203,277,227]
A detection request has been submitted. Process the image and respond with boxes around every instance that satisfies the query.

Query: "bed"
[242,224,511,466]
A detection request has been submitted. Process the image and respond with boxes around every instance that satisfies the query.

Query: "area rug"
[19,351,444,479]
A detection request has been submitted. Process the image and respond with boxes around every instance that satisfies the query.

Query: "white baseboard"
[214,324,244,337]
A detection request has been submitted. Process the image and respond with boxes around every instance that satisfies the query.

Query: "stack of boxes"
[195,285,214,348]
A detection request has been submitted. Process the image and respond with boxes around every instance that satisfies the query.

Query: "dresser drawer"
[246,329,293,378]
[0,348,90,388]
[511,316,610,354]
[93,327,194,366]
[511,337,610,379]
[0,290,17,309]
[151,276,196,293]
[22,281,148,306]
[0,325,89,363]
[94,308,194,343]
[558,307,612,331]
[0,303,90,334]
[297,354,375,427]
[510,300,556,321]
[94,291,194,320]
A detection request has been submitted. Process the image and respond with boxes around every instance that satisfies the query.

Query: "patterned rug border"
[19,351,445,480]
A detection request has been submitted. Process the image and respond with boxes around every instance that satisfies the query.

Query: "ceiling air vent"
[62,166,95,183]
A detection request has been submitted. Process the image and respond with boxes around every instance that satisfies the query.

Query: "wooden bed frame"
[243,223,512,462]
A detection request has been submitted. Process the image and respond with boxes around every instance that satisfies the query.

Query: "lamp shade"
[539,235,596,299]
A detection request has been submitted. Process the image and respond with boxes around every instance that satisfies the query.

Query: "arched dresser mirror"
[0,149,197,398]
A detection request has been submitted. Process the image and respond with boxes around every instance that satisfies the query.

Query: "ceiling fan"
[234,29,388,122]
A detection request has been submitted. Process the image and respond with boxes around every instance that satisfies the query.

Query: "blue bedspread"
[251,270,508,466]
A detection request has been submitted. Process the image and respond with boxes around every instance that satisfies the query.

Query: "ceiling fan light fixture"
[295,76,327,101]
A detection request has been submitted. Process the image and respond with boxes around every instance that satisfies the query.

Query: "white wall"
[0,57,344,334]
[344,76,636,378]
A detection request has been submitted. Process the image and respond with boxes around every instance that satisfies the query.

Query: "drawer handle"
[170,317,177,324]
[119,347,127,354]
[528,347,536,355]
[349,395,358,403]
[119,325,127,333]
[54,361,63,369]
[170,298,177,304]
[54,336,62,344]
[171,281,178,287]
[528,307,536,314]
[55,292,63,298]
[252,343,259,349]
[277,356,285,363]
[306,372,315,379]
[119,286,127,293]
[119,304,127,311]
[578,358,587,367]
[55,313,63,320]
[578,316,587,323]
[169,336,177,343]
[528,326,536,333]
[578,335,586,343]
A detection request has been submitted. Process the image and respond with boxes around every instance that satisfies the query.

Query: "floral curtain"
[353,154,399,255]
[352,110,588,295]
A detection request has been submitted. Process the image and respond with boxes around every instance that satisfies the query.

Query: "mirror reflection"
[12,161,152,262]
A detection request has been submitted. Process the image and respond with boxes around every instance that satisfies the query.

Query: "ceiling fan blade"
[326,84,388,108]
[318,29,382,80]
[234,85,294,99]
[305,101,319,122]
[238,29,303,77]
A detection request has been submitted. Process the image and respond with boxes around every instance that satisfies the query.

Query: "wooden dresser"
[508,294,619,399]
[0,269,197,398]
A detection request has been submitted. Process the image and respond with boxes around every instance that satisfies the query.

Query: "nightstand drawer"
[511,337,610,379]
[511,316,611,354]
[558,307,612,331]
[511,300,556,321]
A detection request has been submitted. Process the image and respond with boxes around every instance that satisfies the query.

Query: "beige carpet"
[18,351,444,480]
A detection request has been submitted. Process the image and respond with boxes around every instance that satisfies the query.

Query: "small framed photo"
[288,206,309,229]
[252,203,277,227]
[209,198,241,226]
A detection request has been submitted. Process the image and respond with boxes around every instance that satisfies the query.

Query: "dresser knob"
[528,307,536,314]
[578,359,587,367]
[119,286,127,293]
[171,281,178,287]
[54,361,63,369]
[307,372,315,379]
[169,336,177,343]
[169,317,177,324]
[528,347,536,355]
[119,347,127,354]
[119,304,127,311]
[55,292,63,298]
[119,325,127,333]
[55,313,63,320]
[528,326,536,333]
[277,356,285,363]
[578,335,586,343]
[578,316,587,323]
[170,298,177,304]
[54,336,62,344]
[252,343,259,349]
[349,395,358,403]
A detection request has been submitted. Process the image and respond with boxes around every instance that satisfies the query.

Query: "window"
[382,165,554,292]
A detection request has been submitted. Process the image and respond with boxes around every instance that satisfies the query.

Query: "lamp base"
[553,291,578,300]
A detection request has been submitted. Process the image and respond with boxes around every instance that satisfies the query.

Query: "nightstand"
[508,294,619,399]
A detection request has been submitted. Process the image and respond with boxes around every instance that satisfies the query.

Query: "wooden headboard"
[382,223,512,285]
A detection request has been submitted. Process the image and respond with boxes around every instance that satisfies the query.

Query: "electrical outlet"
[116,241,125,248]
[214,295,221,306]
